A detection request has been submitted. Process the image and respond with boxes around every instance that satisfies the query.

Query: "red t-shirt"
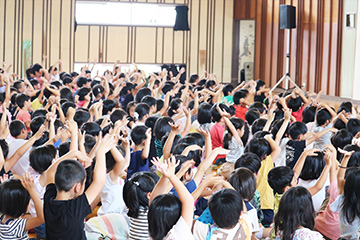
[292,106,304,122]
[210,123,226,161]
[234,105,248,121]
[16,109,31,132]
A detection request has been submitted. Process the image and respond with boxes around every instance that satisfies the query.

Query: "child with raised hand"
[274,186,323,240]
[43,133,118,240]
[149,156,195,240]
[330,149,360,239]
[217,104,245,163]
[0,172,44,239]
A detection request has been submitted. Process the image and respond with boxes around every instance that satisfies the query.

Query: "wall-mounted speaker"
[174,6,190,31]
[279,5,296,29]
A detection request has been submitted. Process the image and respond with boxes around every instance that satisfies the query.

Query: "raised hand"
[151,156,179,178]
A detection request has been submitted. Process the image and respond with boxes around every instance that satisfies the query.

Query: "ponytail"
[223,130,233,149]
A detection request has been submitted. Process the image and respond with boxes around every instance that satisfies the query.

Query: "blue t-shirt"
[169,179,197,198]
[126,150,149,180]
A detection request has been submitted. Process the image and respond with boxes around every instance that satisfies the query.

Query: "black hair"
[331,129,353,160]
[51,81,62,89]
[26,67,33,79]
[341,168,360,224]
[333,118,346,130]
[197,102,212,125]
[233,90,248,105]
[255,79,266,91]
[249,102,266,115]
[223,117,244,149]
[120,82,135,96]
[84,134,96,154]
[148,194,182,240]
[187,132,206,148]
[30,79,39,88]
[30,116,46,133]
[208,188,243,228]
[92,84,105,98]
[274,109,284,121]
[13,80,24,92]
[60,87,74,102]
[80,122,101,137]
[62,76,73,85]
[211,103,230,122]
[161,83,173,95]
[222,84,234,96]
[253,130,272,139]
[33,131,49,147]
[302,105,316,124]
[131,125,148,145]
[156,99,164,112]
[58,141,71,157]
[288,121,308,140]
[124,172,158,218]
[189,74,199,83]
[77,87,91,101]
[31,63,43,74]
[270,119,289,140]
[198,79,206,87]
[110,109,127,124]
[141,96,156,108]
[316,108,332,126]
[299,152,325,180]
[154,117,174,140]
[55,160,86,191]
[205,79,216,89]
[287,96,303,112]
[235,152,261,174]
[346,118,360,137]
[102,99,115,115]
[9,120,26,138]
[251,118,267,135]
[246,138,271,160]
[0,179,31,218]
[145,116,159,130]
[228,167,257,201]
[31,109,48,119]
[337,101,352,114]
[343,144,360,178]
[245,109,260,126]
[161,133,181,155]
[29,145,57,174]
[61,102,76,117]
[76,77,89,88]
[167,98,182,117]
[135,103,150,121]
[274,186,315,240]
[0,139,9,159]
[15,93,29,108]
[268,166,294,194]
[73,110,90,128]
[241,122,250,145]
[135,88,152,103]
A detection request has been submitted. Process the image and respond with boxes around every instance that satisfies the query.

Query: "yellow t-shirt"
[31,98,42,111]
[256,155,274,210]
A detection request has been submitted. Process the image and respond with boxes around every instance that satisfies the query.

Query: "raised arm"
[293,148,320,179]
[337,148,354,195]
[141,128,151,160]
[275,109,291,145]
[265,134,281,163]
[308,148,332,196]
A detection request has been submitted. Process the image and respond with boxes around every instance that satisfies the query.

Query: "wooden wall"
[0,0,234,82]
[234,0,344,96]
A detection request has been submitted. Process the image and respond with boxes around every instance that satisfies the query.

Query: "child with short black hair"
[312,105,337,149]
[233,89,249,121]
[127,125,151,180]
[14,93,32,132]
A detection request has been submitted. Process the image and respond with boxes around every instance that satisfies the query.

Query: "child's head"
[81,122,101,137]
[9,120,26,139]
[29,145,57,174]
[141,96,157,114]
[302,105,316,124]
[271,119,289,140]
[223,117,244,149]
[126,101,137,118]
[249,102,266,115]
[167,98,183,117]
[15,93,30,109]
[245,109,260,126]
[154,117,175,141]
[337,101,352,118]
[55,160,86,196]
[233,90,248,105]
[288,121,308,140]
[124,171,158,218]
[102,99,115,115]
[251,118,267,135]
[110,109,127,124]
[287,96,303,112]
[342,168,360,224]
[268,166,295,195]
[197,102,212,125]
[131,125,149,146]
[189,74,199,84]
[134,103,150,122]
[208,188,243,229]
[211,103,230,123]
[331,129,353,160]
[222,84,234,96]
[0,179,30,218]
[92,84,105,99]
[148,194,182,240]
[135,88,152,103]
[316,108,332,126]
[274,186,314,240]
[235,152,261,176]
[346,118,360,138]
[228,167,257,201]
[299,151,325,181]
[245,138,271,160]
[255,79,265,91]
[74,110,90,128]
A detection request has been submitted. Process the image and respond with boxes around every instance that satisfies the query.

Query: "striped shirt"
[0,215,28,240]
[129,209,149,240]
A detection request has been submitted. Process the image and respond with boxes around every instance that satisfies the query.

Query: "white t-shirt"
[29,173,46,217]
[298,176,330,212]
[164,217,194,240]
[6,139,30,176]
[313,123,333,150]
[98,173,125,216]
[275,138,289,167]
[226,136,244,163]
[330,195,360,239]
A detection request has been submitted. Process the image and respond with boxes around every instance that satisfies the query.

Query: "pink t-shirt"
[314,180,340,240]
[16,109,31,132]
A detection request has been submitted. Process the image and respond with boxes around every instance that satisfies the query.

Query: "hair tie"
[134,112,139,120]
[133,181,140,186]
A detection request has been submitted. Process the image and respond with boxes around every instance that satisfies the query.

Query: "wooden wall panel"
[234,0,343,96]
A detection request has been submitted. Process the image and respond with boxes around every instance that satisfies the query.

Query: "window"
[75,1,176,27]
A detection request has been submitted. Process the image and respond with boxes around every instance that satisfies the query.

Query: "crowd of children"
[0,59,360,240]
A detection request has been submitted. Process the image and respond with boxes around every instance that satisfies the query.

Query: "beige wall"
[0,0,234,82]
[353,0,360,100]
